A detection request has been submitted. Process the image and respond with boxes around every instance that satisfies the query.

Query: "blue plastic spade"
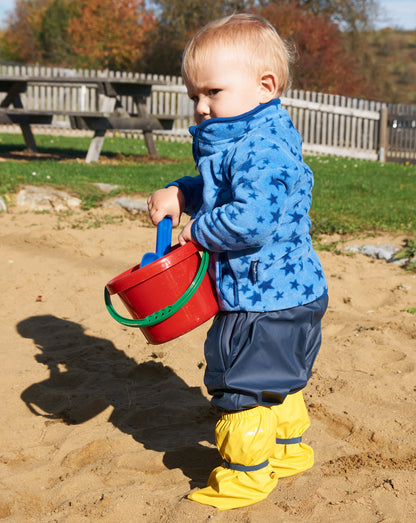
[140,216,172,267]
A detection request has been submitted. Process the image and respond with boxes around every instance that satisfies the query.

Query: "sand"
[1,205,415,522]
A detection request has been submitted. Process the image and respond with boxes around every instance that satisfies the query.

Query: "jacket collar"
[189,98,281,143]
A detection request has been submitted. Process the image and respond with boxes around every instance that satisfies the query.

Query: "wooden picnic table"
[0,75,174,162]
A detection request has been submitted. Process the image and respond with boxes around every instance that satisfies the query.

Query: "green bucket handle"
[105,249,210,328]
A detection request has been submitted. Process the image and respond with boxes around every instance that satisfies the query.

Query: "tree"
[0,0,156,70]
[299,0,379,31]
[256,1,370,97]
[40,0,78,66]
[144,0,252,74]
[299,0,382,90]
[68,0,156,70]
[0,0,50,63]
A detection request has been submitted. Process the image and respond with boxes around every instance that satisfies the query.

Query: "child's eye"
[191,96,199,104]
[208,89,220,96]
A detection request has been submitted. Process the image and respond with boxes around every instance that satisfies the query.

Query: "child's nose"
[196,96,210,118]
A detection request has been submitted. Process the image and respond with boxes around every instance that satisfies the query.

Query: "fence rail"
[1,64,415,163]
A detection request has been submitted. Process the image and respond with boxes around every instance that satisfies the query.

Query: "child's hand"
[147,186,185,227]
[178,219,195,245]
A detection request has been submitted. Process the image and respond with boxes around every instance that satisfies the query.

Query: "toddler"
[147,13,328,510]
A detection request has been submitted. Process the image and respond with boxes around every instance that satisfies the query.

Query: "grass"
[0,133,195,209]
[393,238,416,271]
[0,132,415,238]
[307,155,416,236]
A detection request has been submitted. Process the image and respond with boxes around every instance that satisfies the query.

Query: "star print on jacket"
[167,98,328,311]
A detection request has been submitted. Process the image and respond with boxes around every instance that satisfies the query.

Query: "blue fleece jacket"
[169,99,328,311]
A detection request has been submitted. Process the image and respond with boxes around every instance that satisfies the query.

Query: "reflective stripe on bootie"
[188,406,278,510]
[269,391,314,478]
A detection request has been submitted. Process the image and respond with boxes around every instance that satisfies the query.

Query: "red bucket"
[105,242,218,344]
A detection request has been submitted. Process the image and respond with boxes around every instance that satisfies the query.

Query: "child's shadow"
[17,315,220,487]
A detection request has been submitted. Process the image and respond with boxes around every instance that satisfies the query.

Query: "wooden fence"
[386,104,416,164]
[1,64,415,163]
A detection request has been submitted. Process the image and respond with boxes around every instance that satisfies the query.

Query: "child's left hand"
[178,219,195,245]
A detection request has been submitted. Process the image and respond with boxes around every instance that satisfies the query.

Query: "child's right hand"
[147,186,185,227]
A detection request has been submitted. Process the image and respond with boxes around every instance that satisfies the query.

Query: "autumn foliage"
[256,1,367,96]
[68,0,155,70]
[0,0,409,101]
[1,0,155,70]
[1,0,48,63]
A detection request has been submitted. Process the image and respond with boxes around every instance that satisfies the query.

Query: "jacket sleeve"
[191,138,299,252]
[165,175,203,216]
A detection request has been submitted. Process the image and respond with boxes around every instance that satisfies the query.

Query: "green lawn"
[306,155,415,236]
[0,132,415,238]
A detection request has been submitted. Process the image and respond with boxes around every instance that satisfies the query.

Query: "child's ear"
[259,72,278,103]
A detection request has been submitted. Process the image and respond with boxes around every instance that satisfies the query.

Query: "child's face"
[185,46,267,125]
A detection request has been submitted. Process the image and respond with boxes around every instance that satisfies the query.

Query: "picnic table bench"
[0,75,174,162]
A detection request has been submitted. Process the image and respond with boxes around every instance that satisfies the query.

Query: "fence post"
[379,104,388,163]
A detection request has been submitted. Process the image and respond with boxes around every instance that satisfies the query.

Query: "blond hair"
[181,13,292,97]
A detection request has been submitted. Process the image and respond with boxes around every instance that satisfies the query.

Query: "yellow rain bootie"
[269,390,314,478]
[188,406,278,510]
